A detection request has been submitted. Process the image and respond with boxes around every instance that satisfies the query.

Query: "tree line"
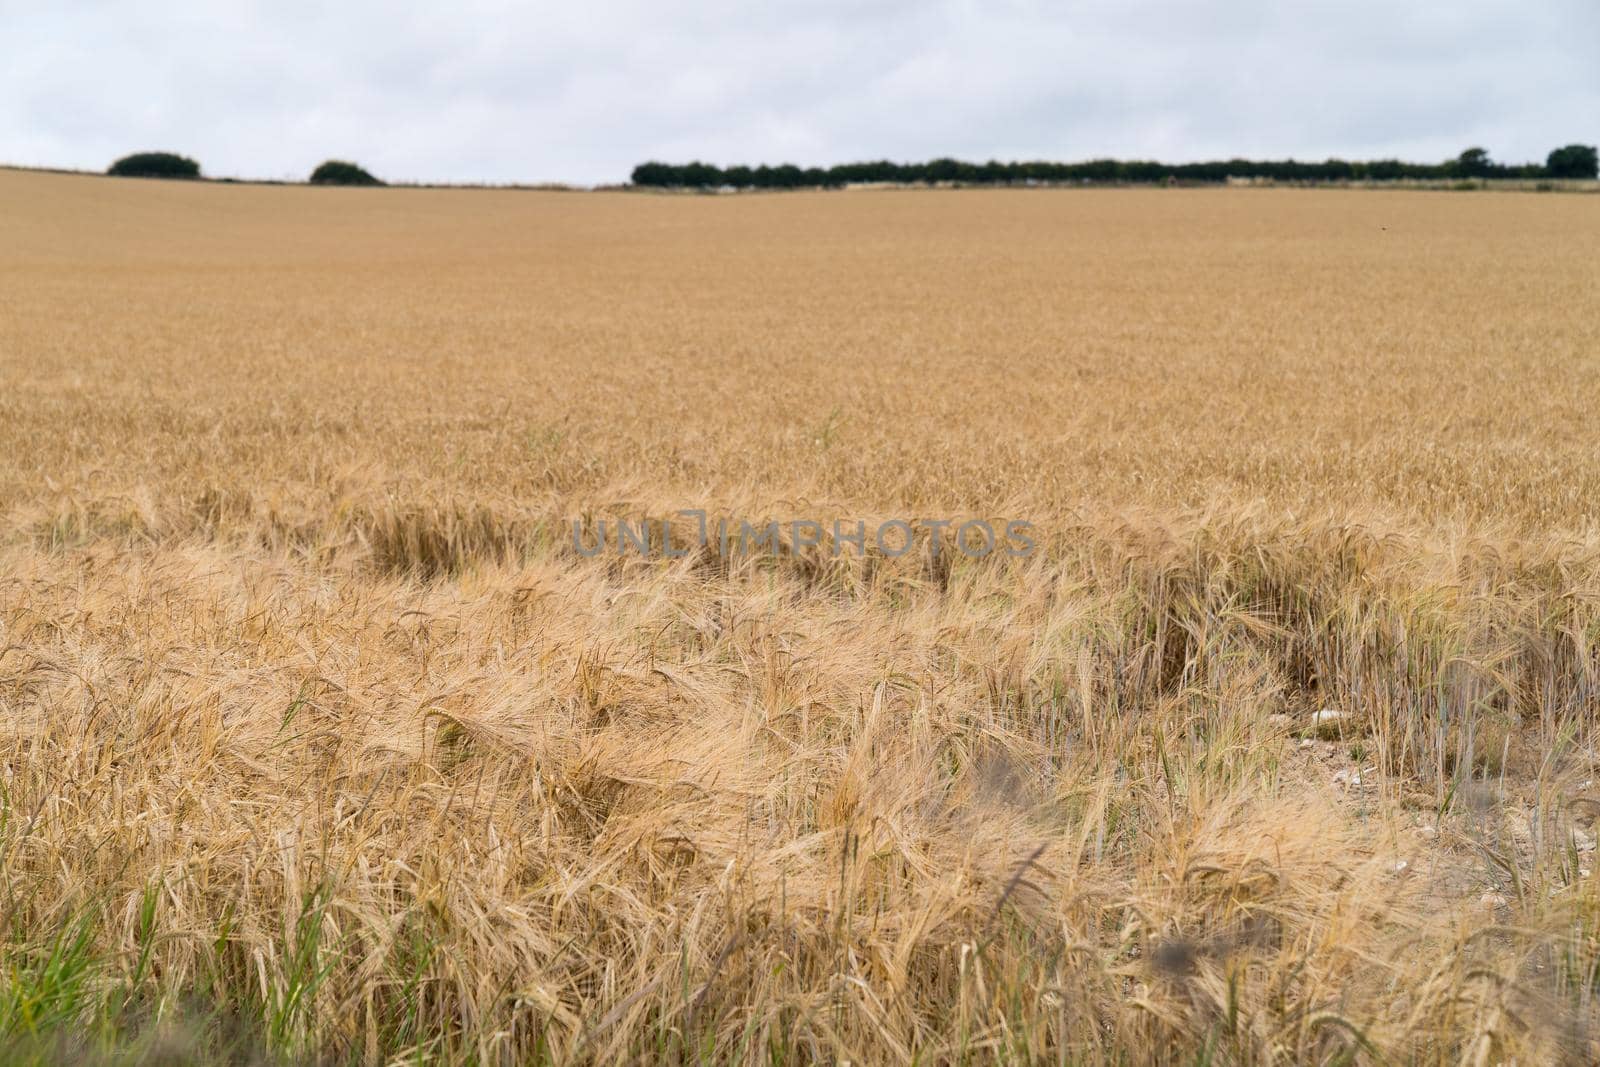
[632,145,1599,189]
[95,145,1600,190]
[105,152,383,185]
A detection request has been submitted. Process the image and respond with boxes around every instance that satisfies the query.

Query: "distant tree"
[630,162,680,187]
[309,160,383,186]
[1078,158,1119,182]
[977,159,1008,183]
[627,149,1593,190]
[1122,160,1166,183]
[107,152,200,179]
[1451,147,1493,178]
[768,164,804,188]
[678,161,723,188]
[1546,144,1599,179]
[1321,158,1355,181]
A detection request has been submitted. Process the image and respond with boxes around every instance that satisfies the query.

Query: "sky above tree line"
[4,1,1596,186]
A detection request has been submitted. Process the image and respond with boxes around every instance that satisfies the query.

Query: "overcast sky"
[4,1,1596,185]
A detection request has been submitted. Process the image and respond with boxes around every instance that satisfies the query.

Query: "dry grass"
[3,168,1600,1063]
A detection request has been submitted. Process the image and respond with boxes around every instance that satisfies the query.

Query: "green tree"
[1546,144,1598,179]
[1451,147,1492,178]
[309,160,383,186]
[107,152,200,179]
[678,161,723,188]
[630,162,680,186]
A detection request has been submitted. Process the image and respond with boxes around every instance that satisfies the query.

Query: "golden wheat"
[3,167,1600,1063]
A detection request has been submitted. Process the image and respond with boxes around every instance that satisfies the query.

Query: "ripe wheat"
[3,168,1600,1063]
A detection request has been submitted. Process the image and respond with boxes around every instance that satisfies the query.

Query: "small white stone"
[1310,708,1347,738]
[1392,859,1409,873]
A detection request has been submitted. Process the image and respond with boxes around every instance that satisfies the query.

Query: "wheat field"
[3,167,1600,1064]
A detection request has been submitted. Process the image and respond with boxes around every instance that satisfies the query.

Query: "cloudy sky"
[4,1,1596,185]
